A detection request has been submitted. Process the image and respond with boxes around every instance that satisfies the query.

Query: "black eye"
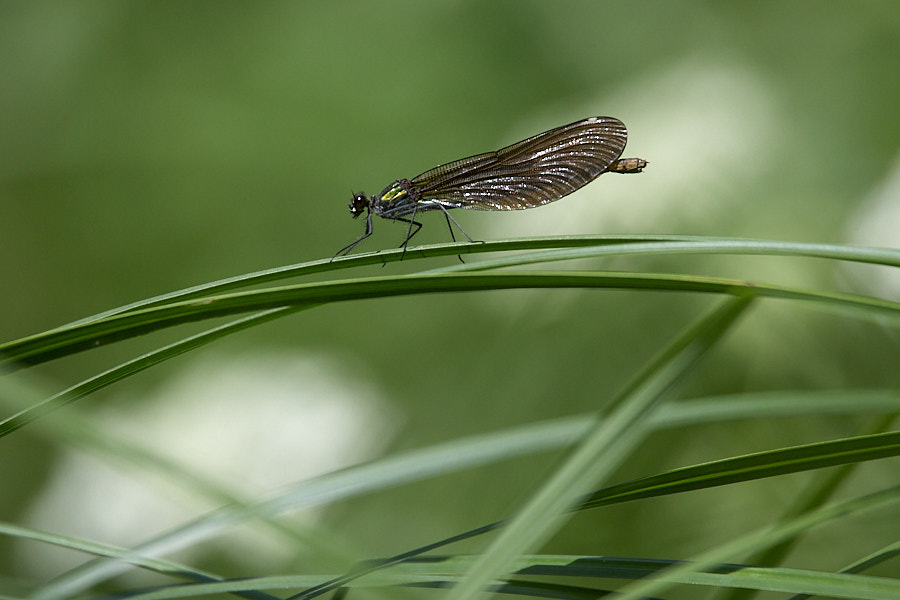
[348,192,368,216]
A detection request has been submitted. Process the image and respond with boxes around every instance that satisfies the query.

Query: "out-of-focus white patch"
[484,59,775,238]
[478,59,777,320]
[17,351,398,577]
[843,153,900,296]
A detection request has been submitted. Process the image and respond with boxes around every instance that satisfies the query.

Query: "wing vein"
[409,116,628,210]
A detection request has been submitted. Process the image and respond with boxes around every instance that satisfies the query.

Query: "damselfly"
[334,116,646,259]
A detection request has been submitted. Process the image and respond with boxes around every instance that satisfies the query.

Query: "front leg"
[392,215,423,261]
[332,210,374,260]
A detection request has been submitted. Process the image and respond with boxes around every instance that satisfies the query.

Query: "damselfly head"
[348,192,368,218]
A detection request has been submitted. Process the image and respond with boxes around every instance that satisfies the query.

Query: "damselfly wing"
[334,116,646,259]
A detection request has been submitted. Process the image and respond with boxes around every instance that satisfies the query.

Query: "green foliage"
[2,237,899,599]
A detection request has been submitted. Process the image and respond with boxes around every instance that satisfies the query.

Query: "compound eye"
[348,192,368,217]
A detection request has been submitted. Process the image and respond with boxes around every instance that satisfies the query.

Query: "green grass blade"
[785,540,900,600]
[396,554,900,600]
[48,237,900,330]
[719,414,899,600]
[615,486,900,600]
[426,238,900,273]
[281,409,900,598]
[5,269,899,370]
[111,549,900,600]
[579,429,900,509]
[444,295,754,600]
[0,307,306,438]
[31,389,896,600]
[0,522,283,600]
[54,235,678,327]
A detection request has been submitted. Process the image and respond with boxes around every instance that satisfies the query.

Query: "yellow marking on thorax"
[380,182,408,203]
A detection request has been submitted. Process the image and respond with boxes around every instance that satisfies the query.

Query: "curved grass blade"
[0,307,307,438]
[784,541,900,600]
[721,414,899,600]
[0,522,282,600]
[614,485,900,600]
[427,238,900,273]
[128,575,650,600]
[48,236,669,327]
[409,556,900,600]
[21,236,900,331]
[397,554,900,600]
[578,429,900,510]
[4,270,900,371]
[94,553,900,600]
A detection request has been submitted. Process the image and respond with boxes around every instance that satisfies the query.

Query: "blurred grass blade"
[0,307,306,438]
[0,522,282,600]
[579,429,900,509]
[444,295,754,600]
[0,521,199,575]
[98,553,900,600]
[841,540,900,574]
[785,541,900,600]
[619,486,900,600]
[615,485,900,600]
[330,429,900,598]
[32,389,895,600]
[395,554,900,600]
[720,414,899,600]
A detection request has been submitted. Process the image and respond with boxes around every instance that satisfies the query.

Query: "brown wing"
[409,116,628,211]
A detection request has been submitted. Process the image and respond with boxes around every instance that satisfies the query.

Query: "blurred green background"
[2,0,899,591]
